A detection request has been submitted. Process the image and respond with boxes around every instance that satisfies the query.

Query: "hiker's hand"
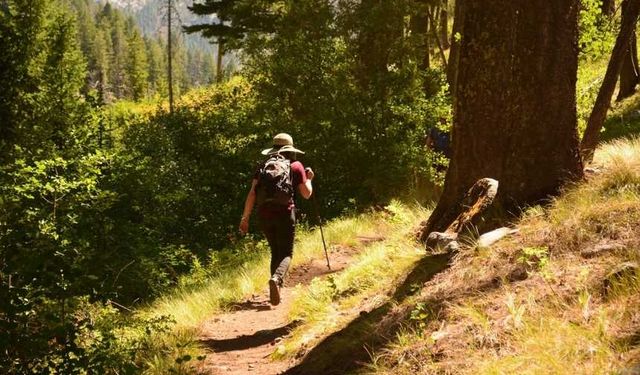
[305,167,314,180]
[239,217,249,235]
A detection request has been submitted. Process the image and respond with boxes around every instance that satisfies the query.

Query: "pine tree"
[127,27,149,101]
[109,10,129,99]
[1,0,89,158]
[38,0,89,151]
[185,0,280,48]
[146,37,168,97]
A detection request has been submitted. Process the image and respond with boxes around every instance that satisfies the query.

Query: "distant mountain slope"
[106,0,218,53]
[100,0,148,11]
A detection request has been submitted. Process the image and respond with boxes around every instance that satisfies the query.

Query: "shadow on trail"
[200,320,300,353]
[229,300,273,312]
[284,252,452,375]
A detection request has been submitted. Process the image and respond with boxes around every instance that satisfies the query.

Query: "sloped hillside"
[356,138,640,374]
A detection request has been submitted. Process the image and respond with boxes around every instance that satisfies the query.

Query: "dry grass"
[133,138,640,375]
[135,201,431,374]
[365,138,640,375]
[277,202,430,359]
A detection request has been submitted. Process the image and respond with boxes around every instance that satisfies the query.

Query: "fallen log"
[422,178,499,252]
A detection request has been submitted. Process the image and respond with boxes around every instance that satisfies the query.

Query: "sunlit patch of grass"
[476,310,621,375]
[451,302,492,336]
[601,92,640,142]
[294,213,383,264]
[280,244,423,358]
[135,201,429,373]
[595,137,640,191]
[540,138,640,253]
[364,138,640,374]
[276,203,429,359]
[139,327,202,375]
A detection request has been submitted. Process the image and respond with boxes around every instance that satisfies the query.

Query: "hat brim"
[261,145,305,155]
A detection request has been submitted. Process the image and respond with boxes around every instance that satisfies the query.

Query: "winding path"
[196,245,360,375]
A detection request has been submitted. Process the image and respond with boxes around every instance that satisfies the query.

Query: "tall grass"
[278,202,430,358]
[365,138,640,375]
[478,312,620,374]
[135,200,430,373]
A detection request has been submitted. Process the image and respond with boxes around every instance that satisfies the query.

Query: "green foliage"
[107,77,262,256]
[576,0,616,135]
[578,0,616,62]
[409,302,436,329]
[242,0,449,215]
[517,246,550,272]
[0,287,174,374]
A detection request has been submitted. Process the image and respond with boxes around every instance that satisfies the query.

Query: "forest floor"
[195,243,364,374]
[150,136,640,375]
[193,137,640,375]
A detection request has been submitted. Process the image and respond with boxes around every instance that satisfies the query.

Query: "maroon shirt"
[255,160,307,219]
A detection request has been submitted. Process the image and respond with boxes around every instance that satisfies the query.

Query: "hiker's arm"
[239,179,258,234]
[298,168,314,199]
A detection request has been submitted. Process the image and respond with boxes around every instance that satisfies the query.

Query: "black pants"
[258,209,295,285]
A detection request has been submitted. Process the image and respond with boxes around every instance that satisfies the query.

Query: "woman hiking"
[239,133,314,305]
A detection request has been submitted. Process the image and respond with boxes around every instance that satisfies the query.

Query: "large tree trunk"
[616,31,639,101]
[421,0,584,238]
[581,0,640,162]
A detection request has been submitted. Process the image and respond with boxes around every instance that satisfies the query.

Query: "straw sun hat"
[261,133,305,155]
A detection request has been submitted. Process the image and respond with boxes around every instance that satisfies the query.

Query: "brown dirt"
[196,243,366,375]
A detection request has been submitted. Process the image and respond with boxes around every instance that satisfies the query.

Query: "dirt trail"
[196,242,371,375]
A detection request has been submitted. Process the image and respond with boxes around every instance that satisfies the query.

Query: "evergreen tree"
[185,0,281,48]
[146,36,168,97]
[0,0,48,161]
[38,1,89,151]
[107,8,129,99]
[127,27,149,101]
[92,25,112,102]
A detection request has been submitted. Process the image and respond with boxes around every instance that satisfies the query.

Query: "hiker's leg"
[272,210,295,284]
[258,218,280,276]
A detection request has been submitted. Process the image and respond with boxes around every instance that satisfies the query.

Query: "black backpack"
[256,154,294,207]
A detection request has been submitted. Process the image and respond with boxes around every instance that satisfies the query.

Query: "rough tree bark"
[581,0,640,162]
[424,178,499,252]
[420,0,584,239]
[616,31,639,101]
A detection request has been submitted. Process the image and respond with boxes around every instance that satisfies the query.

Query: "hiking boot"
[269,277,281,306]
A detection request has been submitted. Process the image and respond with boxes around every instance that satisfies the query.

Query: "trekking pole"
[311,192,331,270]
